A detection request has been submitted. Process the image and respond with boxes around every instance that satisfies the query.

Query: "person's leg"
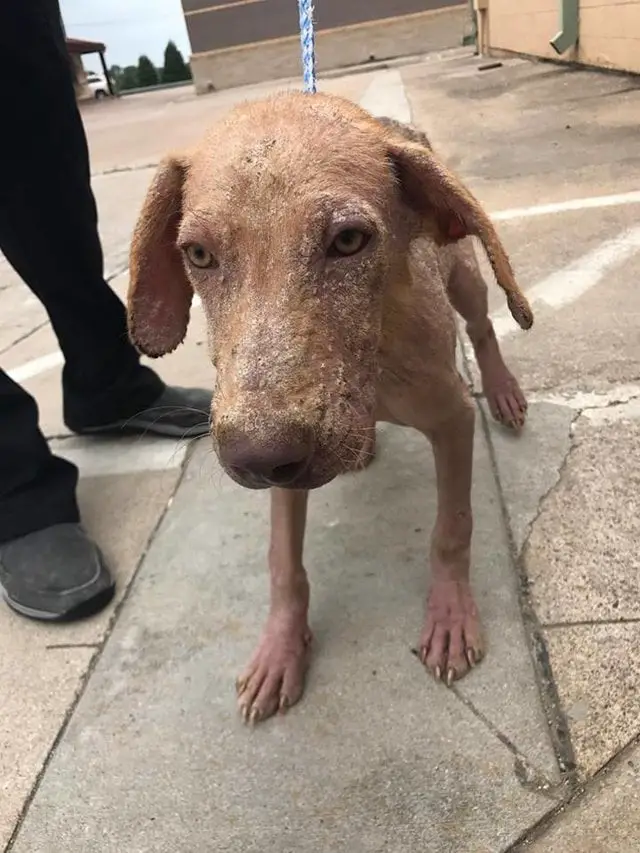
[0,0,210,620]
[0,370,114,620]
[0,0,164,430]
[0,0,211,435]
[0,371,79,542]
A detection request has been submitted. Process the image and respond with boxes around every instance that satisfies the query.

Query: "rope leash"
[297,0,317,93]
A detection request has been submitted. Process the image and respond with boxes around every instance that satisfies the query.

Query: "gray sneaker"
[0,523,115,621]
[69,385,212,439]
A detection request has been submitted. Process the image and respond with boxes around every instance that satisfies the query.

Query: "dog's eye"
[184,243,215,269]
[329,229,370,257]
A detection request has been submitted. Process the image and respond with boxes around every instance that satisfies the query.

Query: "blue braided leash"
[297,0,317,93]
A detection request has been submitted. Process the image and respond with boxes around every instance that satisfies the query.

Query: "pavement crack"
[0,265,128,359]
[520,409,581,558]
[105,263,129,283]
[0,320,49,357]
[451,688,561,799]
[581,392,640,411]
[529,377,640,414]
[45,643,101,650]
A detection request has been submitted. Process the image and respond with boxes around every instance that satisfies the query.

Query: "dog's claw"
[420,580,485,685]
[235,616,311,725]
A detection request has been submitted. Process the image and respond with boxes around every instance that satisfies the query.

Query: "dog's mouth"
[224,462,336,492]
[213,388,377,491]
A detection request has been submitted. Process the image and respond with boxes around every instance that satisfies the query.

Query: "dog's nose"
[219,431,312,487]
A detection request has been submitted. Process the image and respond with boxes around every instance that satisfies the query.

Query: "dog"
[127,91,533,724]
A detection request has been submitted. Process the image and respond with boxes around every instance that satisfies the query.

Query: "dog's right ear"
[386,137,533,331]
[128,155,193,358]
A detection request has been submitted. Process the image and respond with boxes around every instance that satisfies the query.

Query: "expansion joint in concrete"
[2,452,193,853]
[543,616,640,629]
[452,687,561,798]
[477,399,581,796]
[92,162,159,178]
[505,729,640,852]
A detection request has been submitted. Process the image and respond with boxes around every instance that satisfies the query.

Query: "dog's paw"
[236,616,312,724]
[418,580,484,685]
[473,337,528,430]
[486,373,528,431]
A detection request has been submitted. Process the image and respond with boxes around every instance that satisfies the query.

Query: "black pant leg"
[0,0,163,430]
[0,370,79,543]
[0,0,163,540]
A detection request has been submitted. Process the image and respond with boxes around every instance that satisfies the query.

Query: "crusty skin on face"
[128,91,533,723]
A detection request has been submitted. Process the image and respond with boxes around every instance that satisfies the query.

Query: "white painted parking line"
[490,225,640,341]
[492,190,640,222]
[50,435,188,478]
[7,351,64,384]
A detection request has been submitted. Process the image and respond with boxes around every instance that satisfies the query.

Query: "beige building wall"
[487,0,640,73]
[580,0,640,73]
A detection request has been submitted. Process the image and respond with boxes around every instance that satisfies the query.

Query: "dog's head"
[128,92,530,490]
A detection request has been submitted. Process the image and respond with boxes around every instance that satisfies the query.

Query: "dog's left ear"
[388,138,533,330]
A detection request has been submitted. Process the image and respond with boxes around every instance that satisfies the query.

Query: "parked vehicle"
[86,71,111,99]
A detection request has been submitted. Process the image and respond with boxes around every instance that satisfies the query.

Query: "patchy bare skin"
[127,92,533,723]
[440,235,528,429]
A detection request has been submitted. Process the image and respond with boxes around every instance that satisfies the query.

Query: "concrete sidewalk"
[2,51,640,852]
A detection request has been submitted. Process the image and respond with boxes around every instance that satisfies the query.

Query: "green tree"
[119,66,139,90]
[162,40,192,83]
[137,55,159,88]
[118,65,139,91]
[108,64,123,92]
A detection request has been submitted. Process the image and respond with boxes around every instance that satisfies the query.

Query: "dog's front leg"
[236,487,312,723]
[419,397,485,685]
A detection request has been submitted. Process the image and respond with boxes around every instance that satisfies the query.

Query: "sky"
[60,0,192,70]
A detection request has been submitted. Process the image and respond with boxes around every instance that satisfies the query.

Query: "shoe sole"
[1,582,116,623]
